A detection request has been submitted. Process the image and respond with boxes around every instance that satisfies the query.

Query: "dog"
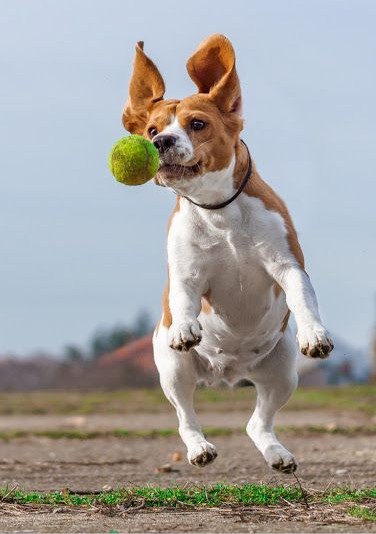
[122,34,334,473]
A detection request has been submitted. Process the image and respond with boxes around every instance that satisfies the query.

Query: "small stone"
[63,416,87,428]
[52,507,66,514]
[170,451,183,462]
[335,469,347,475]
[155,463,173,473]
[325,422,338,431]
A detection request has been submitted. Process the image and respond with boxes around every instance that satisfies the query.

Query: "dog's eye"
[191,119,206,131]
[148,127,158,138]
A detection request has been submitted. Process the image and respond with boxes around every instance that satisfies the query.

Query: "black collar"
[182,140,252,210]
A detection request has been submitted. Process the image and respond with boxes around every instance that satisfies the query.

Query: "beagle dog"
[122,34,333,473]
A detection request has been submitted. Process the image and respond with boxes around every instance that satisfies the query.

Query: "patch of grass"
[1,484,375,509]
[278,424,376,436]
[349,505,376,521]
[288,386,376,415]
[0,428,176,441]
[0,389,168,416]
[0,385,374,415]
[324,488,376,504]
[0,425,376,441]
[0,484,311,507]
[0,424,374,441]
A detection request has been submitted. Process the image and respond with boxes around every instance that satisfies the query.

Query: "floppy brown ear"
[186,34,241,114]
[122,41,165,134]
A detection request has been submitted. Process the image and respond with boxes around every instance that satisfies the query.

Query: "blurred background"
[1,0,376,392]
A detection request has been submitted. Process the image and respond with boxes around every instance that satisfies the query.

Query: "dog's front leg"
[167,272,204,352]
[167,234,208,352]
[155,255,216,466]
[270,264,334,358]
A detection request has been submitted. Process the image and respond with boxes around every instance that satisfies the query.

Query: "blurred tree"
[62,310,154,361]
[371,298,376,384]
[88,312,153,359]
[89,325,133,359]
[63,345,85,362]
[132,310,153,338]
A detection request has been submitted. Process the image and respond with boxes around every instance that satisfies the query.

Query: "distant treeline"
[0,311,157,391]
[0,350,158,391]
[62,311,153,361]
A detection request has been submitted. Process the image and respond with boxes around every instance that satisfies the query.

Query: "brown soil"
[0,411,375,532]
[0,408,372,432]
[1,503,376,533]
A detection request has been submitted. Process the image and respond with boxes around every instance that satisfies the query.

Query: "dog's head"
[122,35,244,194]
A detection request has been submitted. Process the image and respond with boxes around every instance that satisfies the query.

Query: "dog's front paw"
[264,445,298,474]
[298,324,334,359]
[188,441,217,468]
[168,319,202,351]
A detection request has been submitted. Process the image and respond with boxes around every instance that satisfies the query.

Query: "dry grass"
[0,424,374,441]
[0,483,374,526]
[0,385,374,415]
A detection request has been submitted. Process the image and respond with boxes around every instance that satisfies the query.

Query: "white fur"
[158,117,238,206]
[153,131,332,473]
[159,116,194,165]
[170,157,237,206]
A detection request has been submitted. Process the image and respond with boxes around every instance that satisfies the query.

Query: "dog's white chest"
[168,196,289,379]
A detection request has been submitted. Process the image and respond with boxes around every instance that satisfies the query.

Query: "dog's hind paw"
[168,319,202,352]
[188,441,217,468]
[264,445,298,474]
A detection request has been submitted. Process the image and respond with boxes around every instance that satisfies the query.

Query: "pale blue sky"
[1,0,375,355]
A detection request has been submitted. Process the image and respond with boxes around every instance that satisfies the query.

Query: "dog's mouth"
[156,162,202,180]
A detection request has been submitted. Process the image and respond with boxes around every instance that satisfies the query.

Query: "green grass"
[1,484,375,510]
[324,488,376,504]
[0,424,374,441]
[287,385,376,415]
[278,424,376,436]
[0,428,178,440]
[0,385,374,415]
[349,505,376,521]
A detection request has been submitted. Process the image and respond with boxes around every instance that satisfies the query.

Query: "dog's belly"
[195,257,289,381]
[196,311,286,382]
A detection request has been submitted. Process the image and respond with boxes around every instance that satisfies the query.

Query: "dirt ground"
[0,409,375,532]
[2,504,376,534]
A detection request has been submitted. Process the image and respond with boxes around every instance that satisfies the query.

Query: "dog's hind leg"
[247,325,298,473]
[153,327,217,468]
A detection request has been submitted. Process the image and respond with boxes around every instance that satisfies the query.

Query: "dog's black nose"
[153,134,177,153]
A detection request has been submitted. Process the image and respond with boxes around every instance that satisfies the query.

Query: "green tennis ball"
[108,135,159,186]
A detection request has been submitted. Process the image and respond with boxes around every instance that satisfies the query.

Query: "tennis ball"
[108,135,159,186]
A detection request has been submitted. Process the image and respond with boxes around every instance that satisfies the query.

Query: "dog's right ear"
[122,42,165,134]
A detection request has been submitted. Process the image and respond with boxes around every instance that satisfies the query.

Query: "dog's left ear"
[186,34,241,114]
[122,41,165,134]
